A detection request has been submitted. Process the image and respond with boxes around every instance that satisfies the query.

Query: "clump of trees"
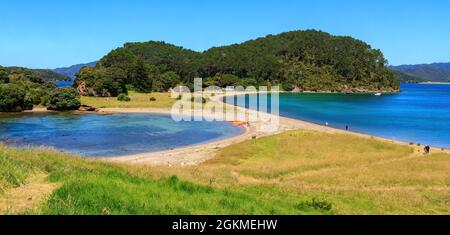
[0,83,33,112]
[46,87,81,111]
[74,30,399,97]
[0,65,80,112]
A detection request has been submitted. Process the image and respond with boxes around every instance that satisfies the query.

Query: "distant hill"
[7,67,70,82]
[53,62,97,79]
[395,71,427,84]
[391,63,450,83]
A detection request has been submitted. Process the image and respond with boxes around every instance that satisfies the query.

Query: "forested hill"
[395,71,426,84]
[391,63,450,83]
[75,30,399,97]
[7,67,70,82]
[53,62,97,79]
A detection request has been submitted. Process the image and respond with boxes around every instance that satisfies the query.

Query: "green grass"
[81,91,176,108]
[0,144,329,215]
[1,130,450,215]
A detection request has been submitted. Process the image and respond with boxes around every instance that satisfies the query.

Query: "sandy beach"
[26,92,448,166]
[98,93,431,166]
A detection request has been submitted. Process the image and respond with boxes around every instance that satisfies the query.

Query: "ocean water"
[54,81,73,87]
[228,84,450,148]
[0,113,244,157]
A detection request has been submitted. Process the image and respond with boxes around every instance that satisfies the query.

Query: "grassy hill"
[1,130,449,215]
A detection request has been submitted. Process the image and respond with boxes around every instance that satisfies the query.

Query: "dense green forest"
[0,65,79,112]
[74,30,399,96]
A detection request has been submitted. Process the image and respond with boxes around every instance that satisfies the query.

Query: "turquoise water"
[229,84,450,148]
[0,113,243,157]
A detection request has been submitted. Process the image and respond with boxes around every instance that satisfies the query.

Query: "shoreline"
[98,106,442,166]
[418,82,450,85]
[96,92,448,166]
[16,93,450,165]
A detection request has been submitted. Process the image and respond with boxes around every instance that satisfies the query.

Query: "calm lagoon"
[0,113,244,157]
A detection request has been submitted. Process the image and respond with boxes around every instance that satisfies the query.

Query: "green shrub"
[0,83,33,112]
[28,87,49,105]
[295,198,332,211]
[149,97,156,102]
[282,82,295,91]
[46,87,81,111]
[117,93,131,102]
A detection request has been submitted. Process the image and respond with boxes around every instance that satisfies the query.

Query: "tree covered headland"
[75,30,397,96]
[0,66,79,112]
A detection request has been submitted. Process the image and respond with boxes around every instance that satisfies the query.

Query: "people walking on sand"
[424,146,431,155]
[345,125,349,131]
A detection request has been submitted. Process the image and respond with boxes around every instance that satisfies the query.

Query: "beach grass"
[81,91,176,109]
[1,130,450,215]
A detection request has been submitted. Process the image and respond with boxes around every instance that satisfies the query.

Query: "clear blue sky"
[0,0,449,68]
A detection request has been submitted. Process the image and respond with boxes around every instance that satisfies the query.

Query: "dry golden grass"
[0,173,57,214]
[132,130,450,214]
[81,91,175,108]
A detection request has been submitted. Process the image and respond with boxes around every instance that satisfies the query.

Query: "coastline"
[97,92,447,166]
[20,92,449,166]
[419,82,450,85]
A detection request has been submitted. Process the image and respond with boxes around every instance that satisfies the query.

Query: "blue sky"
[0,0,449,68]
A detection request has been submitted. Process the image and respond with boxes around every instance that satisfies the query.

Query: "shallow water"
[0,113,243,157]
[227,84,450,148]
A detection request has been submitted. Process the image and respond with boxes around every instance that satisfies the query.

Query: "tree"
[159,71,180,91]
[0,66,9,84]
[46,87,81,111]
[28,87,49,105]
[0,83,33,112]
[130,59,152,92]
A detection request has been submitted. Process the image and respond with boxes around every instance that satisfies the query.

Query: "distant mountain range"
[53,61,97,80]
[391,63,450,83]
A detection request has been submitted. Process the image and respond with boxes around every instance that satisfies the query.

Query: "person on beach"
[345,125,349,131]
[424,146,430,155]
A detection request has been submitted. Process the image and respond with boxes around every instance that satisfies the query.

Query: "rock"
[78,105,97,112]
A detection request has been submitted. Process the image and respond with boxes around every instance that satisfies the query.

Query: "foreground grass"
[0,145,324,215]
[135,131,450,214]
[1,130,449,214]
[81,91,175,108]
